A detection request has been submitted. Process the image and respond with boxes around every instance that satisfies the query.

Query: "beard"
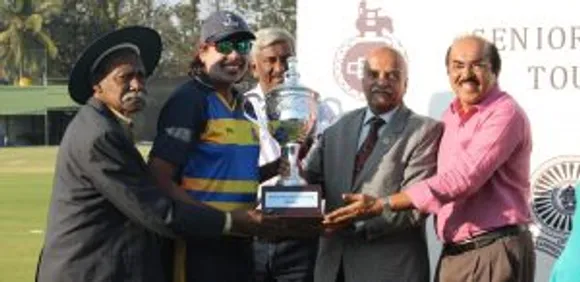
[127,108,148,134]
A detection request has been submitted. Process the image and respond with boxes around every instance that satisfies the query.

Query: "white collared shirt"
[357,107,398,149]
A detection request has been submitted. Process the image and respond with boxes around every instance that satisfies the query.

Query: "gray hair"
[251,27,295,59]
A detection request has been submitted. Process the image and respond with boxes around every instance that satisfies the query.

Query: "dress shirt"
[405,85,532,243]
[357,107,398,149]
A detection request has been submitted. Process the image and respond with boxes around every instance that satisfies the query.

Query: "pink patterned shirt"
[405,85,533,243]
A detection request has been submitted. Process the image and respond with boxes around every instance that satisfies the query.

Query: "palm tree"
[0,0,61,85]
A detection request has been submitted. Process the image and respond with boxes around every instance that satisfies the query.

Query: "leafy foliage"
[0,0,62,82]
[0,0,297,81]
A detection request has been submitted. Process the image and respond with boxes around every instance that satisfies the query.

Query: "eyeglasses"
[449,61,491,73]
[210,40,253,55]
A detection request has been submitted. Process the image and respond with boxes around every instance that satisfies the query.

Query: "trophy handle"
[315,97,343,136]
[320,97,343,116]
[242,93,268,129]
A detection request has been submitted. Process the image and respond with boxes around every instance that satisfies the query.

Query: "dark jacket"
[36,98,225,282]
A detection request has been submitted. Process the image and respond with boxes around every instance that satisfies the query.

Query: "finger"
[342,193,362,204]
[324,209,358,224]
[324,207,350,223]
[329,213,358,224]
[325,203,360,221]
[324,209,352,223]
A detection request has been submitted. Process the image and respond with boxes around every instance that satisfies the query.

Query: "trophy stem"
[277,142,307,186]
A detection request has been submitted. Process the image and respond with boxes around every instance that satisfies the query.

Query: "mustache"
[460,77,480,85]
[370,85,392,94]
[121,91,147,104]
[270,75,284,82]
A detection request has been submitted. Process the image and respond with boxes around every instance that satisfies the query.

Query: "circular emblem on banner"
[332,1,407,101]
[530,155,579,258]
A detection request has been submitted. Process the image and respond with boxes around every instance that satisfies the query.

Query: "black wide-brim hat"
[68,26,162,104]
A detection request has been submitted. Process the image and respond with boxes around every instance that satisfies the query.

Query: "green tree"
[230,0,296,34]
[45,0,124,80]
[0,0,62,84]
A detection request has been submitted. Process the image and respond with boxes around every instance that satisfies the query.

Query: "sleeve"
[361,122,443,240]
[405,106,525,214]
[87,130,225,238]
[302,131,325,187]
[149,86,207,167]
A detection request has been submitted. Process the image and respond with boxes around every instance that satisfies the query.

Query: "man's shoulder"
[325,107,362,127]
[477,91,530,130]
[405,108,442,127]
[73,103,115,134]
[495,91,528,116]
[169,79,208,100]
[402,107,443,138]
[59,104,119,156]
[160,79,212,117]
[319,107,364,138]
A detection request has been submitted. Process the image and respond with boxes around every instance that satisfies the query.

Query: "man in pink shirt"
[324,35,535,282]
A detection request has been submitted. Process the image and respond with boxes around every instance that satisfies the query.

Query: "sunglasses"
[209,40,253,55]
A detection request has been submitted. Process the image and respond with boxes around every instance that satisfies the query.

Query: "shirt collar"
[245,85,264,98]
[363,106,399,126]
[193,74,242,107]
[107,106,133,126]
[192,73,215,90]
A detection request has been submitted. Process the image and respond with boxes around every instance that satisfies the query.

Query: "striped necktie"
[353,116,385,183]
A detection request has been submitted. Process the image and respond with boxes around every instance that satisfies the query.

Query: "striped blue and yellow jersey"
[179,89,260,211]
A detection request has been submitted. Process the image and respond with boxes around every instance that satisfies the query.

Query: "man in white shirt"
[244,27,338,282]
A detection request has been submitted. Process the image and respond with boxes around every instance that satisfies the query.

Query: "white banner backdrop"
[297,0,580,281]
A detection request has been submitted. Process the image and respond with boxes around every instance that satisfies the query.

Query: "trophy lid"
[267,56,319,98]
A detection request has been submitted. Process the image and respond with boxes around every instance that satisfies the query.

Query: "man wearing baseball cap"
[149,11,312,282]
[36,25,291,282]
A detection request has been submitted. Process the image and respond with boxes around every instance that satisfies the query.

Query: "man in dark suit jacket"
[304,46,443,282]
[35,26,289,282]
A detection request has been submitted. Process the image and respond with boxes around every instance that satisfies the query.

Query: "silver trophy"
[244,57,341,188]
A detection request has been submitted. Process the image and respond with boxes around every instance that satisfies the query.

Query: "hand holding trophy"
[243,56,341,236]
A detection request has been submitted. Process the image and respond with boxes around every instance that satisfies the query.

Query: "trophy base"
[260,184,323,238]
[261,184,323,219]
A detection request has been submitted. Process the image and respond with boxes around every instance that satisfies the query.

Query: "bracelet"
[383,197,392,212]
[222,211,232,234]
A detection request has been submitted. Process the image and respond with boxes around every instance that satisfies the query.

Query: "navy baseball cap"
[200,11,255,43]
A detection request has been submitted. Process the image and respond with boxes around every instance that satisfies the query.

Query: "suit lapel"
[352,105,410,191]
[340,109,366,192]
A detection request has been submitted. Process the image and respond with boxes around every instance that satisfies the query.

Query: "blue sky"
[155,0,182,6]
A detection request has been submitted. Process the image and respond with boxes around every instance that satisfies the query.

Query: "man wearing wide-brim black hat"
[35,25,291,282]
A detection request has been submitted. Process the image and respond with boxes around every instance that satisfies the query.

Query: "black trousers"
[254,238,319,282]
[165,236,255,282]
[336,259,345,282]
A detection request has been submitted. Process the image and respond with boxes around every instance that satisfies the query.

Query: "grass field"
[0,147,55,282]
[0,146,150,282]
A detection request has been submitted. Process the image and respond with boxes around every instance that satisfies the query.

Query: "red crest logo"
[333,0,407,101]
